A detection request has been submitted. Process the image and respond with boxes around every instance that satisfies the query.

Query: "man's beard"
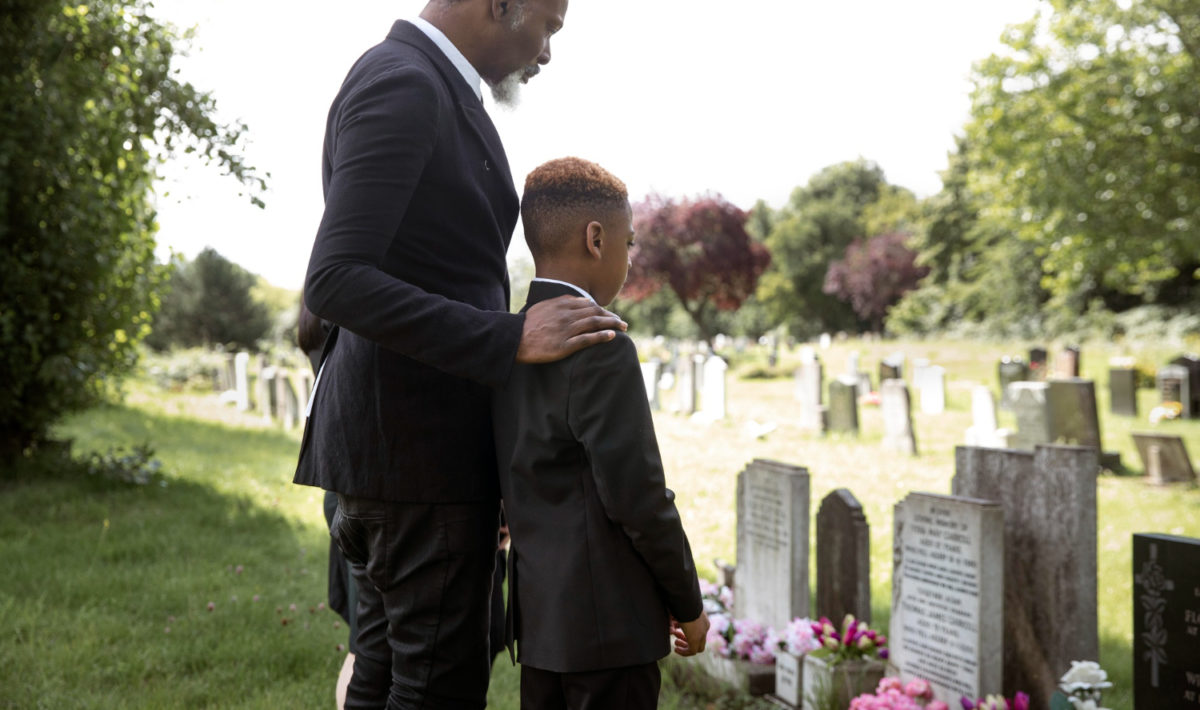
[488,65,538,108]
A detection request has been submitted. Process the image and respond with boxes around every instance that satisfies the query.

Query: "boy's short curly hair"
[521,157,629,258]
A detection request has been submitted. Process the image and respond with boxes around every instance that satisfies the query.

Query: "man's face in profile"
[487,0,567,106]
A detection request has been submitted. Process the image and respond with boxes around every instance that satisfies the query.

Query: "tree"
[822,232,929,333]
[755,160,921,337]
[622,194,770,346]
[146,249,273,351]
[0,0,264,459]
[965,0,1200,315]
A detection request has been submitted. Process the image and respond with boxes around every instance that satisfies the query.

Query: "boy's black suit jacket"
[295,21,524,503]
[492,281,704,673]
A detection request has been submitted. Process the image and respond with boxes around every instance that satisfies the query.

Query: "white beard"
[488,69,525,108]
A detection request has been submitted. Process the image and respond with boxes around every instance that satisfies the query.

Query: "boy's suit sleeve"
[304,65,522,388]
[567,335,704,623]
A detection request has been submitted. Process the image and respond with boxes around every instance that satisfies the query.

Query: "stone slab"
[1132,533,1200,710]
[1132,432,1197,485]
[736,459,810,631]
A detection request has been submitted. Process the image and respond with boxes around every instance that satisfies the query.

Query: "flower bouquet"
[850,676,950,710]
[803,615,889,710]
[960,693,1030,710]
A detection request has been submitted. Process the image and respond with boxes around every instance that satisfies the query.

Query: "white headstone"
[881,380,918,455]
[890,492,1005,705]
[700,355,728,420]
[640,360,661,411]
[735,459,811,631]
[795,359,825,433]
[819,333,832,349]
[919,365,946,414]
[964,386,1012,448]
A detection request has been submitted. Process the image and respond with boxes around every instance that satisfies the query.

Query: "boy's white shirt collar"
[410,17,483,102]
[532,277,595,303]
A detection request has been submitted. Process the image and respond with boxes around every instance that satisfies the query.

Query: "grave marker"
[640,359,661,411]
[1109,367,1138,417]
[1132,534,1200,710]
[1132,433,1197,485]
[890,492,1004,705]
[881,379,918,455]
[953,445,1099,708]
[828,377,859,434]
[234,352,250,411]
[735,459,810,631]
[997,357,1030,411]
[701,355,728,420]
[1171,354,1200,417]
[795,356,826,433]
[918,366,946,415]
[816,489,871,624]
[965,386,1012,449]
[1159,364,1193,418]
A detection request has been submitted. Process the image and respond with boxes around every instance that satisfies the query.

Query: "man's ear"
[585,221,604,260]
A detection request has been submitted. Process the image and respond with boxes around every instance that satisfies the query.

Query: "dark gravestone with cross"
[1133,533,1200,710]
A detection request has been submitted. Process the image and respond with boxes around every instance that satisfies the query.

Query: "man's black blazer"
[295,21,524,503]
[492,281,704,673]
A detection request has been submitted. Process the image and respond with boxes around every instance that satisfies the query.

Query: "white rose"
[1060,660,1109,688]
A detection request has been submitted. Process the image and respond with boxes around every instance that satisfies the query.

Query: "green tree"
[147,249,273,351]
[0,0,264,459]
[965,0,1200,315]
[756,159,920,337]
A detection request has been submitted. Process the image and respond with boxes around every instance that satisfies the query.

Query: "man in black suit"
[295,2,626,708]
[492,157,710,709]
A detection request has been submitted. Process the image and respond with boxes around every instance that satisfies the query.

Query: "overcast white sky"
[151,0,1039,290]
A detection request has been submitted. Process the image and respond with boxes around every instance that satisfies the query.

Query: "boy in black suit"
[492,157,711,709]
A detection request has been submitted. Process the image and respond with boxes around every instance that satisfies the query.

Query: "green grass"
[2,337,1198,709]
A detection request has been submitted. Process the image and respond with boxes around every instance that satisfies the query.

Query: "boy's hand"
[516,296,627,364]
[670,612,710,657]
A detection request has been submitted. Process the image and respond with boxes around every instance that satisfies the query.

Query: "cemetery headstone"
[880,353,904,383]
[677,354,697,415]
[819,333,832,349]
[890,492,1004,705]
[855,371,873,399]
[828,377,859,434]
[1132,533,1200,710]
[795,357,826,433]
[1046,379,1103,452]
[275,371,301,429]
[735,459,810,631]
[965,385,1012,449]
[816,489,870,624]
[881,380,918,455]
[997,357,1030,411]
[701,355,728,420]
[640,359,661,411]
[258,364,277,421]
[693,353,707,393]
[1054,345,1081,379]
[953,445,1099,708]
[1132,433,1197,485]
[918,365,946,415]
[1028,347,1047,378]
[847,351,861,377]
[1009,382,1051,450]
[1109,367,1138,418]
[234,352,250,411]
[1169,355,1200,417]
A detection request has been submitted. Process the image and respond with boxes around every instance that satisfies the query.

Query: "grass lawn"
[1,337,1198,709]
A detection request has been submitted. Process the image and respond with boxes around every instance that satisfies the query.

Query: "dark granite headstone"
[1132,433,1197,485]
[998,357,1031,410]
[1170,354,1200,417]
[1028,347,1048,378]
[816,489,870,624]
[1133,534,1200,710]
[1109,368,1138,417]
[828,377,859,434]
[953,445,1099,710]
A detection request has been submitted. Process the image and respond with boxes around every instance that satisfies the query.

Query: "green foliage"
[756,160,922,337]
[964,0,1200,314]
[147,248,273,351]
[0,0,265,459]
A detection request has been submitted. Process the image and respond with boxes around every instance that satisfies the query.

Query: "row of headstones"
[216,352,312,429]
[640,353,728,421]
[730,450,1198,710]
[999,351,1200,420]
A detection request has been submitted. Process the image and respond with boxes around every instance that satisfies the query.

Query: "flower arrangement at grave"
[849,676,950,710]
[959,692,1030,710]
[1149,400,1182,423]
[808,614,889,664]
[1048,661,1112,710]
[699,581,820,664]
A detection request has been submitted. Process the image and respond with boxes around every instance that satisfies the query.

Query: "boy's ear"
[492,0,509,20]
[585,220,604,260]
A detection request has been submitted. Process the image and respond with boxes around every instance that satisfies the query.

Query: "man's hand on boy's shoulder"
[516,296,627,364]
[670,612,710,657]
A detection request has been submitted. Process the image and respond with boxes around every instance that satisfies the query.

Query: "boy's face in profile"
[592,201,635,307]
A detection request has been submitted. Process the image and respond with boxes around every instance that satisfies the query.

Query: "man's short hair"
[521,157,629,258]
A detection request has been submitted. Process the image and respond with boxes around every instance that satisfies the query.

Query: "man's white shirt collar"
[532,277,595,303]
[411,17,483,102]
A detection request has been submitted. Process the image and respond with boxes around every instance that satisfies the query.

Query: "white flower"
[1060,660,1111,690]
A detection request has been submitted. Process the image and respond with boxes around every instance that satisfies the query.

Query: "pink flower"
[904,678,932,700]
[928,702,950,710]
[206,601,215,612]
[1012,693,1029,710]
[878,677,903,693]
